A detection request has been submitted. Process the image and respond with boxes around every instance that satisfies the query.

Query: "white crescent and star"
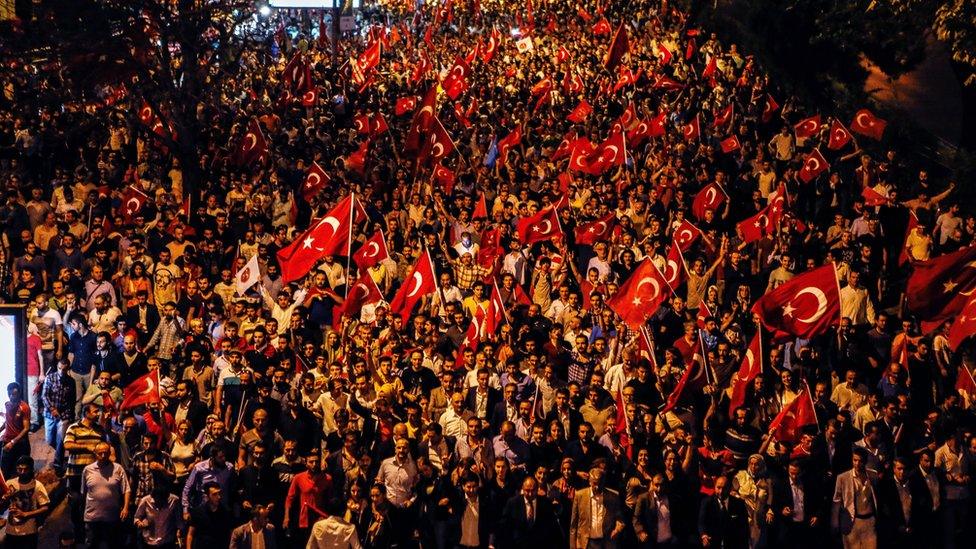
[634,276,661,305]
[407,271,425,297]
[533,220,552,234]
[677,229,694,244]
[364,241,380,258]
[782,287,828,324]
[705,187,717,205]
[664,260,680,284]
[244,133,257,151]
[143,377,155,396]
[125,197,141,213]
[856,112,872,128]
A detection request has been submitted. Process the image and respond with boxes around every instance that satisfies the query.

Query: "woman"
[662,449,693,544]
[546,419,567,455]
[119,261,152,309]
[628,448,655,488]
[549,457,579,542]
[169,420,199,490]
[733,454,771,548]
[364,484,393,549]
[344,479,370,543]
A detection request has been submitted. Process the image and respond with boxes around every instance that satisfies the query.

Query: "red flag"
[482,28,501,63]
[793,115,821,139]
[568,138,596,173]
[585,129,627,175]
[752,264,841,340]
[682,115,700,141]
[613,68,640,93]
[618,103,638,130]
[301,162,330,202]
[418,116,456,169]
[702,56,717,79]
[827,119,854,150]
[232,119,268,167]
[626,118,654,147]
[353,230,390,270]
[850,108,887,140]
[673,219,702,252]
[899,211,919,266]
[661,360,704,413]
[713,104,734,128]
[121,185,149,221]
[662,242,687,292]
[405,87,438,152]
[592,17,611,36]
[442,57,472,100]
[433,164,456,195]
[861,186,891,207]
[396,96,418,116]
[551,131,577,161]
[577,7,592,22]
[696,301,712,329]
[389,250,437,322]
[956,365,976,408]
[345,140,370,175]
[556,46,570,63]
[567,100,593,123]
[516,207,562,245]
[738,208,776,244]
[472,193,488,220]
[575,213,617,245]
[354,113,372,136]
[655,43,673,66]
[797,148,829,183]
[719,135,741,154]
[767,389,818,442]
[277,195,361,283]
[692,183,727,220]
[906,245,976,322]
[120,370,162,410]
[563,71,584,94]
[138,101,155,125]
[455,309,486,366]
[607,259,670,329]
[340,273,384,321]
[604,23,630,70]
[370,114,389,136]
[728,333,762,415]
[948,296,976,350]
[300,88,320,107]
[495,126,523,168]
[762,95,780,123]
[484,279,509,336]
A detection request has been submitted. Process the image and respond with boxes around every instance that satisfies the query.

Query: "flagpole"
[345,193,356,300]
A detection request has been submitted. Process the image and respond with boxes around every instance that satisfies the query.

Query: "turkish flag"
[417,116,456,169]
[827,119,854,150]
[648,111,668,137]
[232,119,268,167]
[478,228,503,271]
[284,53,313,93]
[673,219,702,252]
[713,104,734,128]
[473,193,488,220]
[557,46,570,63]
[793,115,821,139]
[551,131,577,161]
[585,129,627,175]
[517,207,562,245]
[530,77,552,97]
[345,139,370,175]
[696,301,712,329]
[484,279,509,336]
[353,229,390,270]
[692,182,727,220]
[301,162,330,202]
[702,55,717,79]
[121,185,149,221]
[563,71,584,94]
[495,126,523,168]
[948,296,976,349]
[762,94,780,123]
[728,333,762,415]
[753,264,841,340]
[482,28,501,63]
[956,365,976,408]
[575,213,617,245]
[592,17,611,35]
[861,186,891,207]
[618,103,638,130]
[433,164,456,195]
[569,138,596,173]
[354,113,372,136]
[661,360,705,413]
[455,310,487,366]
[277,194,362,283]
[405,87,438,152]
[339,272,384,322]
[370,114,389,136]
[577,7,592,21]
[442,57,472,100]
[389,250,437,322]
[797,148,829,183]
[683,115,701,141]
[396,96,418,116]
[120,369,162,410]
[653,75,685,91]
[906,245,976,322]
[738,208,775,244]
[662,241,687,292]
[604,22,630,70]
[719,135,741,154]
[300,88,319,107]
[608,259,670,329]
[850,108,887,140]
[768,389,818,442]
[235,253,261,295]
[410,55,432,85]
[899,210,919,266]
[138,101,155,125]
[613,68,640,93]
[655,43,673,65]
[627,118,653,147]
[567,100,593,123]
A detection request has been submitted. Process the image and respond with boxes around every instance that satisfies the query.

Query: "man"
[186,482,233,549]
[67,314,98,417]
[125,290,160,344]
[455,473,493,549]
[88,295,122,335]
[42,358,76,472]
[698,475,750,549]
[230,503,277,548]
[632,473,677,547]
[878,457,925,548]
[307,512,362,548]
[182,445,236,516]
[768,460,821,546]
[146,301,185,369]
[81,441,131,548]
[569,466,625,549]
[0,382,32,478]
[92,331,125,384]
[284,449,332,544]
[1,456,51,549]
[375,438,418,546]
[80,371,123,414]
[832,447,880,549]
[500,476,557,548]
[464,367,502,420]
[134,484,184,549]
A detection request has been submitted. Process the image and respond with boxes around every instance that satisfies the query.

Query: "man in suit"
[464,368,502,421]
[878,457,926,548]
[698,475,750,549]
[489,382,520,434]
[632,473,677,547]
[544,387,583,441]
[832,447,880,549]
[500,476,559,548]
[125,290,160,344]
[453,473,495,549]
[768,460,822,547]
[569,466,625,549]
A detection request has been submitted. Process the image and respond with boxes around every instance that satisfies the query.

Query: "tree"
[933,0,976,88]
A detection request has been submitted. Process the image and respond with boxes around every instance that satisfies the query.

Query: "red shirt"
[285,470,333,528]
[2,401,30,443]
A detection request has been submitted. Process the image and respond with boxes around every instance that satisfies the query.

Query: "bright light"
[259,5,272,16]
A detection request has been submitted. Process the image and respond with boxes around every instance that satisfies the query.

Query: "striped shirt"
[64,421,106,478]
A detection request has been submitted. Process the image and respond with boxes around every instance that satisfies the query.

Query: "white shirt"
[589,490,607,539]
[307,515,362,549]
[655,495,672,543]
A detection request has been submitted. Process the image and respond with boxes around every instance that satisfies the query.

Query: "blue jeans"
[45,414,69,471]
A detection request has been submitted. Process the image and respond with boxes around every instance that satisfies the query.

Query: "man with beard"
[1,456,51,548]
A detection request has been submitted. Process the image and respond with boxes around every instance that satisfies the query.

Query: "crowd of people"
[0,0,975,548]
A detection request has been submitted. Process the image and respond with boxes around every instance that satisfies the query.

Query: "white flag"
[235,254,261,295]
[516,37,534,54]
